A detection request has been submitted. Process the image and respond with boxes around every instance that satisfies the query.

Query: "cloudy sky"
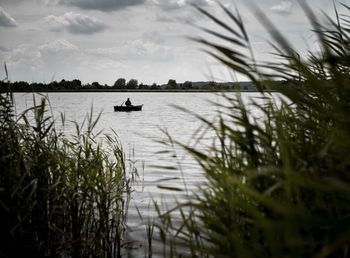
[0,0,343,85]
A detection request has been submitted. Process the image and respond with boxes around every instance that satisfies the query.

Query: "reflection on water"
[14,92,275,255]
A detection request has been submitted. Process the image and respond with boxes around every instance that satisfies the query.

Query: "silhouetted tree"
[72,79,82,88]
[138,83,147,89]
[183,81,192,89]
[126,79,138,89]
[232,83,240,91]
[113,78,126,89]
[14,81,30,91]
[151,83,159,89]
[91,82,101,89]
[208,81,216,88]
[167,79,177,89]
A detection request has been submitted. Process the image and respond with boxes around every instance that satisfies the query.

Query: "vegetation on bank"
[154,2,350,258]
[1,78,293,92]
[0,92,137,257]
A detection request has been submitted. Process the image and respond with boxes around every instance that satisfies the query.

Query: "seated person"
[125,98,132,107]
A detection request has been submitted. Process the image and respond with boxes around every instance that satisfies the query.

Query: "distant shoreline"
[0,80,269,92]
[5,89,263,93]
[1,79,289,92]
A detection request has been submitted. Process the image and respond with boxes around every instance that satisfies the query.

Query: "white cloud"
[2,38,176,83]
[87,38,174,61]
[1,44,43,72]
[39,39,78,53]
[43,12,107,34]
[1,39,82,81]
[271,1,293,14]
[153,0,212,25]
[141,31,164,44]
[0,6,17,27]
[3,39,78,71]
[154,0,211,11]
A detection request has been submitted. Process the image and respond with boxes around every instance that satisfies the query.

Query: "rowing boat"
[114,105,143,112]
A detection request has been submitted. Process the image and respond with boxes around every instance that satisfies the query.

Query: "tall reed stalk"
[154,2,350,257]
[0,92,136,257]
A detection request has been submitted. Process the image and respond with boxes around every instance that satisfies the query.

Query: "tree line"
[0,77,271,92]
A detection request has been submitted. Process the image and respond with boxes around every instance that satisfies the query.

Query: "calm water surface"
[14,92,270,255]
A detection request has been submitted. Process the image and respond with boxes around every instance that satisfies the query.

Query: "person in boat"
[125,98,132,107]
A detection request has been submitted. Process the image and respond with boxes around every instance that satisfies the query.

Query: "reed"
[154,2,350,257]
[0,92,136,257]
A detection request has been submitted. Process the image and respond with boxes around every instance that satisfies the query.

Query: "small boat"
[114,105,143,112]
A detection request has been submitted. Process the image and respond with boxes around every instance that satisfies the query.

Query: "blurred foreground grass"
[154,2,350,258]
[0,92,137,257]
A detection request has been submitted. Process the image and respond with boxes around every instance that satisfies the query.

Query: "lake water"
[14,92,271,255]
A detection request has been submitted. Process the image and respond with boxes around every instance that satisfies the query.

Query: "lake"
[14,92,271,255]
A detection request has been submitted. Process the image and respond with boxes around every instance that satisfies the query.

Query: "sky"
[0,0,344,85]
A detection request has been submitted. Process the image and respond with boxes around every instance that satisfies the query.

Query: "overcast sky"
[0,0,344,85]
